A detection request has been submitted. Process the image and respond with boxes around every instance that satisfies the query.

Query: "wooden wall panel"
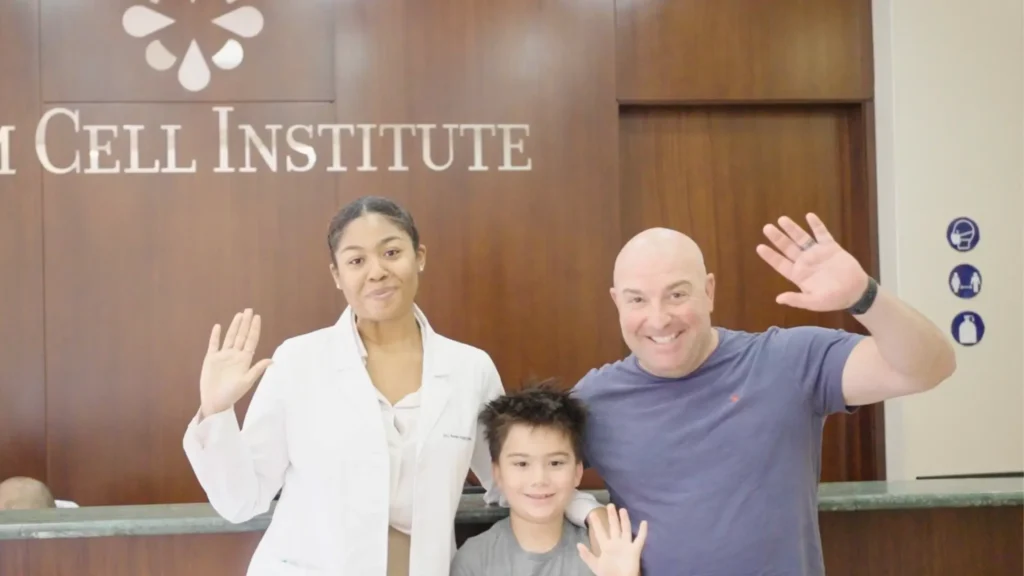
[0,532,261,575]
[619,105,880,481]
[841,103,885,479]
[616,0,874,103]
[820,506,1024,576]
[0,0,47,482]
[41,0,333,102]
[332,0,624,389]
[0,0,882,504]
[35,0,342,506]
[41,103,341,505]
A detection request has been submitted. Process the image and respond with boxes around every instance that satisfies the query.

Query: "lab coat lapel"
[412,307,452,460]
[329,306,367,372]
[328,307,386,440]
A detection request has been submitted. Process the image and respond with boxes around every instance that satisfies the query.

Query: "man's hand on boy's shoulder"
[577,503,648,576]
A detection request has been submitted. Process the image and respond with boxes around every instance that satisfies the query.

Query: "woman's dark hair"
[327,196,420,265]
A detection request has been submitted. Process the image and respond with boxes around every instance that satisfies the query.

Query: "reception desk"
[1,479,1021,575]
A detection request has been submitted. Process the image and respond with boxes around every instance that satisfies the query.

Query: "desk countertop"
[1,478,1020,541]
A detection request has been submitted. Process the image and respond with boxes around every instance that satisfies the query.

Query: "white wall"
[873,0,1024,480]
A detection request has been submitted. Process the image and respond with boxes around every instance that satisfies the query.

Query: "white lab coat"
[183,305,599,576]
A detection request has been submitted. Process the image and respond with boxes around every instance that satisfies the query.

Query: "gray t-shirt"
[451,517,592,576]
[573,326,863,576]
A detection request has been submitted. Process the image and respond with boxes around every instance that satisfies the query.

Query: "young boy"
[451,383,647,576]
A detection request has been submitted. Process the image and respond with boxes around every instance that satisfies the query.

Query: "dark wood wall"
[0,0,880,506]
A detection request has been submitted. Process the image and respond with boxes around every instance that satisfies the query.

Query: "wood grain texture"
[0,0,885,504]
[841,102,885,479]
[616,0,874,102]
[619,105,880,481]
[0,0,47,483]
[819,506,1024,576]
[332,0,624,390]
[0,532,261,576]
[40,103,342,505]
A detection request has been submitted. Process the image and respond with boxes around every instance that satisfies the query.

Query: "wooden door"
[619,105,881,481]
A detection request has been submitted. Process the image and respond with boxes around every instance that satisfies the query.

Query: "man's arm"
[567,379,607,533]
[566,492,605,528]
[842,285,957,406]
[754,213,957,408]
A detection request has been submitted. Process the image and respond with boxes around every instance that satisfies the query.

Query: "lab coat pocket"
[438,400,478,449]
[438,428,475,474]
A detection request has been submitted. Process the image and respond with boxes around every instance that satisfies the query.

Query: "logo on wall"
[122,1,265,92]
[0,4,533,176]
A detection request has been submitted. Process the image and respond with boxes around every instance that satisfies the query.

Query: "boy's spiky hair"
[478,378,588,463]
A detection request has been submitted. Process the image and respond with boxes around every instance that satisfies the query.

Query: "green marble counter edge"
[1,478,1020,541]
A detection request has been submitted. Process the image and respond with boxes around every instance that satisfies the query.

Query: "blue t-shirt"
[572,326,863,576]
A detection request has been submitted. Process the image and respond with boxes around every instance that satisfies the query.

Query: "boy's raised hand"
[577,503,648,576]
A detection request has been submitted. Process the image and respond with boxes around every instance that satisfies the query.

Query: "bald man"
[0,477,56,510]
[573,215,956,576]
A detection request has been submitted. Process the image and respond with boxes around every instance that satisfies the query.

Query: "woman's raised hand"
[199,309,273,418]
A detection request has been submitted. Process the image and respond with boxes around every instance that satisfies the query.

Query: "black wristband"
[847,277,879,315]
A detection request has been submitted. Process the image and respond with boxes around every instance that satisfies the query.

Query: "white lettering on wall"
[357,124,376,172]
[33,108,198,175]
[7,106,533,175]
[123,125,161,174]
[214,106,235,173]
[498,124,531,171]
[84,125,121,174]
[317,124,355,172]
[379,124,416,172]
[161,125,197,173]
[286,125,316,173]
[420,124,457,172]
[240,123,281,173]
[0,126,14,175]
[459,125,497,172]
[36,108,81,174]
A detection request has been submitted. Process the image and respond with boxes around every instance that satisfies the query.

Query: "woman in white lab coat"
[182,196,602,576]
